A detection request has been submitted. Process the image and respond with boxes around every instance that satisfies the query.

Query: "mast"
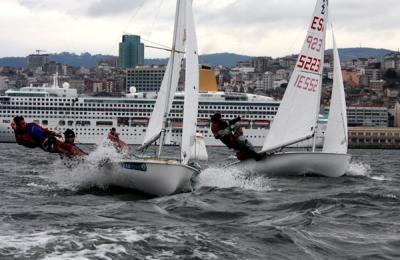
[312,0,328,152]
[157,0,182,158]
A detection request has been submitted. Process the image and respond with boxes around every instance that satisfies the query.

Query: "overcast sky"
[0,0,399,58]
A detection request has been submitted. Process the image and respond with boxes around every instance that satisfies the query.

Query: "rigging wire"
[105,0,147,55]
[146,0,165,41]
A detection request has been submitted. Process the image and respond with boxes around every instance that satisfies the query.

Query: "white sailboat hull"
[229,152,351,177]
[104,159,199,196]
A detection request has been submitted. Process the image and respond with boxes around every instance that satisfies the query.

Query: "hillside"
[0,48,395,69]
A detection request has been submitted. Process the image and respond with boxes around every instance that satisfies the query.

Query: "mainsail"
[181,0,200,164]
[262,0,329,153]
[141,0,186,149]
[323,33,348,154]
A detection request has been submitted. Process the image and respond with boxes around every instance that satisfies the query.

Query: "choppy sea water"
[0,143,400,260]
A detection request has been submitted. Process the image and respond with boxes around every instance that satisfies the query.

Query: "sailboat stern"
[108,160,199,196]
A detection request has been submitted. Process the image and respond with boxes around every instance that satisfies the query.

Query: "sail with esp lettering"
[262,0,329,153]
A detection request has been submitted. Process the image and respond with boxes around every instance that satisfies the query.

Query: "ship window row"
[1,106,275,116]
[6,102,275,110]
[12,98,75,102]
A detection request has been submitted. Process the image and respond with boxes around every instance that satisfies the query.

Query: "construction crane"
[35,49,47,54]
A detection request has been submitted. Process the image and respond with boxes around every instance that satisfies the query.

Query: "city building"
[382,52,400,73]
[394,102,400,127]
[369,80,386,91]
[118,35,145,69]
[325,106,388,127]
[349,127,400,148]
[251,57,273,73]
[364,67,383,82]
[126,66,165,92]
[27,53,49,72]
[0,76,8,92]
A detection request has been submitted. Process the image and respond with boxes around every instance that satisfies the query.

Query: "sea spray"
[346,161,372,177]
[198,166,271,191]
[50,139,125,191]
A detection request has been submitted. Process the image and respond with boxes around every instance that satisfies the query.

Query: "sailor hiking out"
[11,116,86,158]
[210,113,265,161]
[107,127,128,153]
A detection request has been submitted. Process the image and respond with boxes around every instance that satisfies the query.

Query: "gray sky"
[0,0,399,58]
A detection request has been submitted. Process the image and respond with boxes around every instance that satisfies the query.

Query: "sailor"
[62,129,87,157]
[108,127,120,142]
[210,113,265,161]
[12,116,61,149]
[108,127,127,152]
[11,116,85,158]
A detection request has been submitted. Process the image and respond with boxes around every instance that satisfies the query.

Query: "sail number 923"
[306,36,323,52]
[294,75,319,92]
[297,55,321,73]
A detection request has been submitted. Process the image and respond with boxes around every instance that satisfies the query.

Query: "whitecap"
[49,139,126,191]
[346,161,372,177]
[198,167,271,191]
[346,161,390,181]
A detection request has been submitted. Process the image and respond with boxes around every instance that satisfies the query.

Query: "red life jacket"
[15,131,38,148]
[211,120,238,149]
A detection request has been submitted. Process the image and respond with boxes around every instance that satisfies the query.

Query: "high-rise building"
[118,35,145,69]
[251,56,273,73]
[126,66,165,92]
[27,54,49,71]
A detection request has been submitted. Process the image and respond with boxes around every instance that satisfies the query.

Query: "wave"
[198,167,271,191]
[346,161,372,177]
[49,140,125,191]
[346,161,390,181]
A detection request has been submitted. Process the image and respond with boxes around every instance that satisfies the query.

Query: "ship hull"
[102,159,199,196]
[228,152,351,177]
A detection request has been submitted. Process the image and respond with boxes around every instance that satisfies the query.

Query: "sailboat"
[107,0,204,196]
[229,0,351,177]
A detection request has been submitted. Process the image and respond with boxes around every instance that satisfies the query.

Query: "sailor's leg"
[41,136,55,152]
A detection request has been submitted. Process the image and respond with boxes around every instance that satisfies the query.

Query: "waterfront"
[0,144,399,259]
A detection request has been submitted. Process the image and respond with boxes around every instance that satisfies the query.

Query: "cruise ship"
[0,75,325,147]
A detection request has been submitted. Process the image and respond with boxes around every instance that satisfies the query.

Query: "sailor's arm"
[229,116,241,126]
[33,122,61,137]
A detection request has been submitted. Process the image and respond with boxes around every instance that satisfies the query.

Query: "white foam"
[50,140,126,191]
[346,161,372,177]
[0,228,146,259]
[346,161,390,181]
[0,231,54,257]
[198,167,271,191]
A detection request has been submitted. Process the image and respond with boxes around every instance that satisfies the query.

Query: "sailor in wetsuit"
[11,116,86,158]
[210,113,265,161]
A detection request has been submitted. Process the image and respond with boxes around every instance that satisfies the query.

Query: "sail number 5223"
[297,55,321,73]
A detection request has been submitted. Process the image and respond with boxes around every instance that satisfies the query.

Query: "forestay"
[142,0,186,148]
[181,0,200,164]
[262,0,328,153]
[323,33,348,154]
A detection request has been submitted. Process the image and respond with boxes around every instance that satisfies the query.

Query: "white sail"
[142,0,186,148]
[262,0,329,153]
[323,33,348,154]
[181,0,201,164]
[189,134,208,161]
